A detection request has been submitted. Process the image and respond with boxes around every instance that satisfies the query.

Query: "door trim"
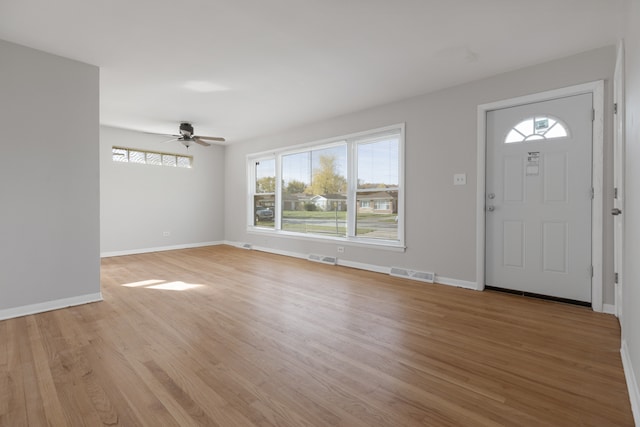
[613,40,625,319]
[476,81,605,312]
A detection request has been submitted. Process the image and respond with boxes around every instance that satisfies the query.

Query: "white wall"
[225,46,616,301]
[0,40,100,317]
[100,126,225,255]
[622,0,640,422]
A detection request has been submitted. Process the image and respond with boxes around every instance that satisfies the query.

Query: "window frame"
[247,124,405,250]
[248,155,277,229]
[112,146,193,168]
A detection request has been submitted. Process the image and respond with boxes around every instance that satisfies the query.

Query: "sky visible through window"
[256,158,276,180]
[358,138,399,187]
[258,137,399,188]
[282,145,346,186]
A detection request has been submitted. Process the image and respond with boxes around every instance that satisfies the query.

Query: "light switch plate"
[454,173,466,185]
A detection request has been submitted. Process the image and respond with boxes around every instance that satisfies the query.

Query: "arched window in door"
[505,116,569,143]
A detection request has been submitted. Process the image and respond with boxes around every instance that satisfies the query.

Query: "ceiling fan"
[162,122,225,148]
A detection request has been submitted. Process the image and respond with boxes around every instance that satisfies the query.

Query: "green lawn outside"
[281,210,396,220]
[254,210,397,238]
[282,210,347,219]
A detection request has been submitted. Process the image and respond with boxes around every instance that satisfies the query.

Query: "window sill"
[247,227,406,252]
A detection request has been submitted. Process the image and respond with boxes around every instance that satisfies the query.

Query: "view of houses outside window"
[281,144,347,236]
[356,136,399,240]
[249,125,403,246]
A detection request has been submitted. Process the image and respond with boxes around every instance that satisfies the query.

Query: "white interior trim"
[247,228,406,252]
[338,258,390,274]
[101,241,224,258]
[613,39,626,320]
[0,293,103,321]
[434,276,478,291]
[476,81,605,311]
[602,304,616,315]
[621,340,640,425]
[226,241,474,290]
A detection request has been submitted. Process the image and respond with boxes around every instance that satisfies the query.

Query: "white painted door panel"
[486,94,593,302]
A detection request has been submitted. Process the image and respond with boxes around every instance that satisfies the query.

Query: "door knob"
[611,208,622,216]
[487,205,495,212]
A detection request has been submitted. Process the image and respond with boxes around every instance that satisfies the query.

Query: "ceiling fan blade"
[161,138,179,144]
[195,135,226,142]
[143,131,181,137]
[194,137,212,147]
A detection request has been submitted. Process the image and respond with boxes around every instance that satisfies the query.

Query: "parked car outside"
[255,207,274,222]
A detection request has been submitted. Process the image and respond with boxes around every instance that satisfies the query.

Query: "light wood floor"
[0,245,634,426]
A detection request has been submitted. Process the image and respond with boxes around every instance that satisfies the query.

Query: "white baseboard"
[620,339,640,426]
[621,340,640,425]
[603,303,617,315]
[225,240,476,291]
[0,292,103,321]
[435,275,480,290]
[101,241,224,258]
[337,258,390,274]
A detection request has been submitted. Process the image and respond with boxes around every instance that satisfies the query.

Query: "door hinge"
[592,108,596,121]
[615,272,619,284]
[614,187,618,199]
[591,188,595,199]
[614,103,618,114]
[591,265,594,278]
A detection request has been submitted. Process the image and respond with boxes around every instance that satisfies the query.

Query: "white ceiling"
[0,0,624,143]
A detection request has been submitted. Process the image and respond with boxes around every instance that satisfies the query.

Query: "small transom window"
[112,146,192,168]
[505,116,568,144]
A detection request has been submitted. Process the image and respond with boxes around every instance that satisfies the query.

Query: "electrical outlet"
[162,231,170,237]
[454,173,466,185]
[337,246,344,253]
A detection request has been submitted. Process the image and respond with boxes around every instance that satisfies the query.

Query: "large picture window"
[248,124,404,248]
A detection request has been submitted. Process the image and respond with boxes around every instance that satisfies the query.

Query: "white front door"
[485,94,593,302]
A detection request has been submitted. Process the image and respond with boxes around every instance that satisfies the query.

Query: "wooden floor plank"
[0,245,634,426]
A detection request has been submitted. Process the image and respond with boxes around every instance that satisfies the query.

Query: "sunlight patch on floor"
[147,281,203,291]
[121,279,203,291]
[122,279,166,287]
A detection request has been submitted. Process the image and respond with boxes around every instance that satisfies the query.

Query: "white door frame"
[476,81,605,312]
[613,41,625,319]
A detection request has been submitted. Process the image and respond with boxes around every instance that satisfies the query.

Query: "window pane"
[162,154,177,167]
[356,190,398,240]
[254,194,275,228]
[146,152,162,165]
[255,159,276,193]
[129,150,145,164]
[281,145,347,237]
[515,119,534,136]
[505,129,524,144]
[534,117,551,134]
[282,152,310,194]
[543,122,568,139]
[357,137,399,189]
[112,148,128,162]
[177,156,192,168]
